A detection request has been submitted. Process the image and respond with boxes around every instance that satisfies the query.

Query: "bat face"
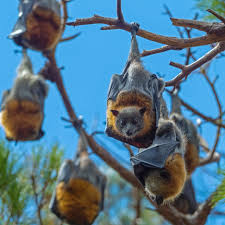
[0,100,43,141]
[50,159,106,225]
[106,91,157,148]
[9,0,62,51]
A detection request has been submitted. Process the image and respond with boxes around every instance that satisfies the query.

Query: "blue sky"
[0,0,225,224]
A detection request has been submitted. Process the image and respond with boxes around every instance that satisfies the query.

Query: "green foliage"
[0,142,64,225]
[211,170,225,206]
[0,142,28,223]
[195,0,225,19]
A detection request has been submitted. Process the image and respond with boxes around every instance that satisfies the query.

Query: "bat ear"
[139,107,146,115]
[111,110,119,117]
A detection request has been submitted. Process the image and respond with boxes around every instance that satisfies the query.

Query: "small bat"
[49,137,106,225]
[106,23,166,148]
[131,119,187,205]
[0,50,48,141]
[9,0,62,51]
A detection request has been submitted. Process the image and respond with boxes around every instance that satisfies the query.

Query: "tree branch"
[67,14,225,48]
[166,41,225,86]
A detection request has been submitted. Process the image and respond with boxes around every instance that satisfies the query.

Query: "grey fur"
[107,23,167,128]
[113,106,145,138]
[170,91,199,150]
[1,50,48,111]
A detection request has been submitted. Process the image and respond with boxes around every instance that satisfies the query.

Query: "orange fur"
[24,7,61,51]
[146,153,186,202]
[107,91,156,148]
[56,179,101,225]
[1,100,42,141]
[185,142,199,176]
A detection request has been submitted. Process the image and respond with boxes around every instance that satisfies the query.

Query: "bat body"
[170,91,200,176]
[131,118,186,205]
[9,0,62,51]
[50,138,106,225]
[0,51,48,141]
[106,23,167,148]
[173,178,197,214]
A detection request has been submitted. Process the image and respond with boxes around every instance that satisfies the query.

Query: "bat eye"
[120,120,126,127]
[160,171,170,180]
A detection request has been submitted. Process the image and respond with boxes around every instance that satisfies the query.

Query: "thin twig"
[166,41,225,86]
[141,45,182,57]
[207,9,225,24]
[60,32,81,42]
[123,144,134,157]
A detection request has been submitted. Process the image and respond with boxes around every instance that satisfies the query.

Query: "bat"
[9,0,62,51]
[173,178,197,214]
[49,136,107,225]
[106,22,167,148]
[0,50,48,141]
[131,118,187,205]
[170,90,200,176]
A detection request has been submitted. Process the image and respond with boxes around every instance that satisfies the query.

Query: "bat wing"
[1,90,11,111]
[9,0,34,44]
[107,74,126,101]
[9,0,61,46]
[57,159,76,184]
[100,176,107,211]
[131,141,178,186]
[49,159,76,216]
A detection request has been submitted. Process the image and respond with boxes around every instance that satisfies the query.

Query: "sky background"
[0,0,225,224]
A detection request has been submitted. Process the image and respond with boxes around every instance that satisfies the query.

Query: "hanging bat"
[49,136,107,225]
[170,90,200,176]
[131,118,187,205]
[106,23,167,148]
[173,178,197,214]
[9,0,62,51]
[0,50,48,141]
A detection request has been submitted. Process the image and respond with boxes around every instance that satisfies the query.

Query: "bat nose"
[126,130,133,136]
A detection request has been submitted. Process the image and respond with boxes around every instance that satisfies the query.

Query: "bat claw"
[130,22,140,34]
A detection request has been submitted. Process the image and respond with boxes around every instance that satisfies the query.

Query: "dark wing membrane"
[107,74,125,101]
[57,160,76,184]
[131,141,179,169]
[100,176,107,211]
[8,0,34,44]
[1,90,10,111]
[131,141,179,186]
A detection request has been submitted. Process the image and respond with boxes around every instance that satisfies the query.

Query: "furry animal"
[173,178,197,214]
[170,90,200,176]
[50,137,106,225]
[131,118,187,205]
[9,0,62,51]
[106,23,167,148]
[0,50,48,141]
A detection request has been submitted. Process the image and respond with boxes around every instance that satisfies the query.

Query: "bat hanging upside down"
[106,23,167,148]
[9,0,62,51]
[50,137,106,225]
[131,118,187,205]
[0,50,48,141]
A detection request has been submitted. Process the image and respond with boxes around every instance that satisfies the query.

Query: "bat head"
[111,106,146,138]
